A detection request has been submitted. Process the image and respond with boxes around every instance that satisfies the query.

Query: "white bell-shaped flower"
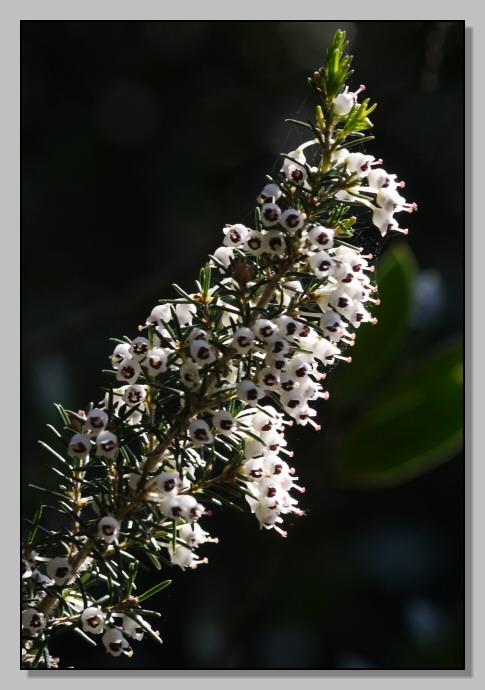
[46,556,72,585]
[212,246,235,268]
[85,408,108,435]
[175,302,197,326]
[279,372,297,392]
[168,543,194,570]
[68,433,92,460]
[344,151,375,177]
[110,343,131,369]
[243,439,266,460]
[276,315,300,340]
[129,336,150,360]
[334,85,365,116]
[261,202,282,227]
[329,289,354,316]
[176,494,206,521]
[179,522,209,547]
[257,367,280,390]
[280,208,305,232]
[281,148,307,186]
[156,470,182,494]
[223,223,248,247]
[122,384,147,407]
[144,348,168,377]
[258,182,282,204]
[116,358,141,384]
[333,89,355,116]
[187,327,207,343]
[102,627,132,657]
[320,311,345,341]
[264,230,286,256]
[188,419,213,447]
[309,251,335,279]
[243,457,266,480]
[367,167,398,191]
[280,391,305,415]
[243,230,266,256]
[231,326,255,353]
[145,304,172,327]
[22,608,46,634]
[180,361,201,388]
[307,225,335,249]
[236,380,264,407]
[212,410,236,434]
[190,339,216,365]
[98,516,120,544]
[123,615,145,641]
[81,606,105,634]
[96,430,119,460]
[265,336,292,356]
[253,318,278,342]
[287,354,313,378]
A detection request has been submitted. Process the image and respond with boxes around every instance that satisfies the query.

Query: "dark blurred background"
[21,21,464,670]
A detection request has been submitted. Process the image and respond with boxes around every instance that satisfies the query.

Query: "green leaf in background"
[332,340,463,488]
[331,240,418,401]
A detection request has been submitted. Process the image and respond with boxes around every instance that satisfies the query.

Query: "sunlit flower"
[81,607,105,634]
[85,408,108,435]
[116,358,141,383]
[280,208,305,232]
[102,627,133,657]
[68,433,92,460]
[22,609,46,634]
[98,516,120,544]
[188,419,213,447]
[46,557,72,586]
[333,84,365,116]
[223,223,248,247]
[96,430,119,460]
[122,384,147,407]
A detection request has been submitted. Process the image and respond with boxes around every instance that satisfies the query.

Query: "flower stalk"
[21,30,416,669]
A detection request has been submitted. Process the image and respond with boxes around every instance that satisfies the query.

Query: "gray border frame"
[9,2,475,686]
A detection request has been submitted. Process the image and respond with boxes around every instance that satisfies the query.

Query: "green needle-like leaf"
[137,579,172,603]
[74,627,98,646]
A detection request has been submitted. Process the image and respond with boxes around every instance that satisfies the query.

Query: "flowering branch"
[21,30,416,669]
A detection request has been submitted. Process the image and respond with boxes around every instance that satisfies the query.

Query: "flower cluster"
[22,30,415,668]
[333,148,417,236]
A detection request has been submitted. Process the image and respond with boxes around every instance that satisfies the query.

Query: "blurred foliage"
[330,242,463,488]
[21,21,464,669]
[333,242,419,397]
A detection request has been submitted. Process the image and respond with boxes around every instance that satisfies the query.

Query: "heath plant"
[21,30,416,669]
